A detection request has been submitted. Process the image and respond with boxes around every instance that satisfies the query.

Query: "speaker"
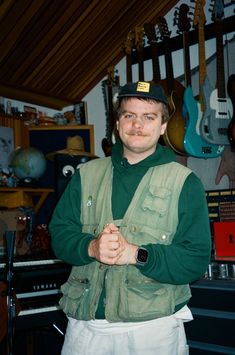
[54,154,93,199]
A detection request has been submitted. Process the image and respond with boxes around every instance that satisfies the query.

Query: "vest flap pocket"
[61,278,89,299]
[142,186,171,215]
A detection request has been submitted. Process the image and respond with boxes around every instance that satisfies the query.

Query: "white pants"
[61,306,192,355]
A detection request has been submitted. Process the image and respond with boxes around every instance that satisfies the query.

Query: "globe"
[9,147,46,182]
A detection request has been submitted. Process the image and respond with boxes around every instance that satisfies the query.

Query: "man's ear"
[160,122,167,135]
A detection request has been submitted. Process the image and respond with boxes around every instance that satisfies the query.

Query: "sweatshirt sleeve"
[138,173,212,284]
[49,170,95,266]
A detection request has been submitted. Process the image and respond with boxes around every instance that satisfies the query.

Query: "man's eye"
[124,113,134,119]
[145,115,156,120]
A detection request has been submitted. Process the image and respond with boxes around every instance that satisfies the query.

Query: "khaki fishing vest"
[59,158,192,322]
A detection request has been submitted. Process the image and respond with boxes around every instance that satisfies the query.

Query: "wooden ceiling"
[0,0,177,110]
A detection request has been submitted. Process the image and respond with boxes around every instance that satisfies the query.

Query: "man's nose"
[132,116,144,127]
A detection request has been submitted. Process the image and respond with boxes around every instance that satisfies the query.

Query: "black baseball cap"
[118,81,168,105]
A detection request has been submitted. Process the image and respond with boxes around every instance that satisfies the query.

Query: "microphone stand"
[5,231,16,355]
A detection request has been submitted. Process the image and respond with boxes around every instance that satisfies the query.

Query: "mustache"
[126,131,146,136]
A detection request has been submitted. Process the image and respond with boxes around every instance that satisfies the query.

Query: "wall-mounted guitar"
[144,22,161,83]
[183,0,224,158]
[124,29,135,83]
[101,66,119,156]
[227,74,235,150]
[157,16,187,155]
[199,0,233,145]
[133,26,145,81]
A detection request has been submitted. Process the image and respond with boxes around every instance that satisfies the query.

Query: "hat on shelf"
[46,135,95,160]
[118,81,168,105]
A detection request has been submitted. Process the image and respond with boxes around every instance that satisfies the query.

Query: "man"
[49,81,211,355]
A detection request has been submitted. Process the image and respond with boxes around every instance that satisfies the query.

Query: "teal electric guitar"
[183,0,224,158]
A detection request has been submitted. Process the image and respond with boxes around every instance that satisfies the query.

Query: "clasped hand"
[88,223,137,265]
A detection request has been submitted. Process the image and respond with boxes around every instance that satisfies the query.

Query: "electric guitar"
[175,4,192,88]
[183,0,224,158]
[144,22,161,83]
[101,66,119,156]
[227,74,235,150]
[200,0,233,145]
[157,16,187,155]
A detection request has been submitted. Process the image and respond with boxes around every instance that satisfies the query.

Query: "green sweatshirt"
[49,140,211,316]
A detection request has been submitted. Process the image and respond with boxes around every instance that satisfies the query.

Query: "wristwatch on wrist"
[135,247,148,266]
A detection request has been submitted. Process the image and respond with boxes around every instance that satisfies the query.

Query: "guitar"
[124,30,135,83]
[144,23,161,83]
[227,74,235,150]
[134,26,145,81]
[101,66,119,156]
[175,4,192,88]
[183,0,224,158]
[157,16,187,155]
[200,0,233,145]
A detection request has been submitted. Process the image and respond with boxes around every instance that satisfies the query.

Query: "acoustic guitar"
[133,26,145,81]
[200,0,233,145]
[183,0,224,158]
[124,30,135,83]
[157,16,187,155]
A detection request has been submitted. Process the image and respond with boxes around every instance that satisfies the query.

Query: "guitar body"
[183,85,224,158]
[160,79,186,155]
[158,16,187,155]
[200,88,233,145]
[227,74,235,150]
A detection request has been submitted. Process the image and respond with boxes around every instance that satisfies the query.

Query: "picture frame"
[24,105,37,120]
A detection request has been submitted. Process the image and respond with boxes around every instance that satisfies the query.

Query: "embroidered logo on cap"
[136,82,150,93]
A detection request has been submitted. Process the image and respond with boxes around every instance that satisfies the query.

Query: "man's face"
[117,98,167,162]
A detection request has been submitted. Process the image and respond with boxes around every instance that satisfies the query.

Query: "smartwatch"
[135,247,148,266]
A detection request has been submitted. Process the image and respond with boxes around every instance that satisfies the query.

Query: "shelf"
[25,124,93,131]
[0,187,54,213]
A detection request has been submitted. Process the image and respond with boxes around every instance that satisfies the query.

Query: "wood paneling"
[0,0,177,109]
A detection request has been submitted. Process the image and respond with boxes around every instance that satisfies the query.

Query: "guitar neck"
[137,46,145,81]
[183,31,191,87]
[163,37,175,92]
[150,41,161,82]
[126,53,133,83]
[215,19,225,98]
[198,24,206,111]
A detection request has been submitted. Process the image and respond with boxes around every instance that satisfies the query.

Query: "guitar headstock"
[158,16,171,40]
[134,26,145,49]
[174,3,192,33]
[123,30,134,55]
[144,23,159,44]
[210,0,224,21]
[193,0,206,27]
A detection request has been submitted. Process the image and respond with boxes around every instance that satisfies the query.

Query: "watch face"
[137,248,148,264]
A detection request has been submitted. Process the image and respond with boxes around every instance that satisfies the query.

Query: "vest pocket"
[60,278,90,318]
[119,278,175,321]
[141,186,171,217]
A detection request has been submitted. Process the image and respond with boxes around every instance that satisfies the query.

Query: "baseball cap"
[118,81,168,105]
